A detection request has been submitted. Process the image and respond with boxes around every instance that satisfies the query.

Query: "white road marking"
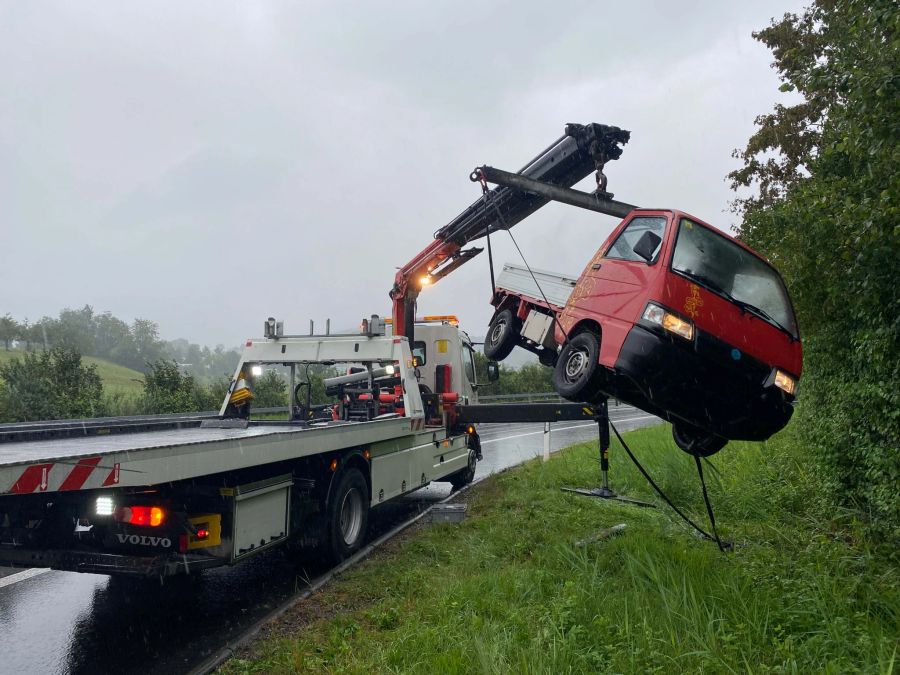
[0,567,52,589]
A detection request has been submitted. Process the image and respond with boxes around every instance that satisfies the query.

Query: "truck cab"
[486,209,802,454]
[398,316,480,405]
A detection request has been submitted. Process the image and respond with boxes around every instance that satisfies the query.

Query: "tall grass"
[224,424,899,674]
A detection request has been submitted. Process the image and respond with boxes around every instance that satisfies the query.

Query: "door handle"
[591,263,602,270]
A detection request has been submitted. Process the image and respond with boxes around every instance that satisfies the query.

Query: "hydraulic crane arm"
[390,122,633,342]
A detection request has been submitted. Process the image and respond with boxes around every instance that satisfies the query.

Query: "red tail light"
[115,506,165,527]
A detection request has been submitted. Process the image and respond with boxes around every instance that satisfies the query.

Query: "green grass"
[222,424,899,674]
[0,349,144,396]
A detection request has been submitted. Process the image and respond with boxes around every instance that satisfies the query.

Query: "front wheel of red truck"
[553,331,604,401]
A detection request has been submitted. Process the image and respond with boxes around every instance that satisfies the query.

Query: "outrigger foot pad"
[561,486,656,508]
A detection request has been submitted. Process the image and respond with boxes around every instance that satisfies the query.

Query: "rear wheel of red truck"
[484,308,520,360]
[325,467,369,563]
[553,331,604,402]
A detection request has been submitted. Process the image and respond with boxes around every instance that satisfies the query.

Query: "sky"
[0,0,807,348]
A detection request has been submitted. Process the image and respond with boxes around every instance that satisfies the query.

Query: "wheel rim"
[489,319,507,346]
[564,347,589,382]
[339,488,363,545]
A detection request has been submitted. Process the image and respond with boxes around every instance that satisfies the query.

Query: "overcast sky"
[0,0,806,347]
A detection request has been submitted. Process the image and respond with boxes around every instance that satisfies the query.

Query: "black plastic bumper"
[607,324,794,441]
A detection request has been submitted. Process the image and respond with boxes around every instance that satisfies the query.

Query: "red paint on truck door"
[561,213,670,367]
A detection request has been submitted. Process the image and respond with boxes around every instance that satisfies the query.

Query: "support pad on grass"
[561,399,655,509]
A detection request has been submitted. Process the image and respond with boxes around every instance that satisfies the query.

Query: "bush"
[0,347,105,421]
[138,360,215,414]
[730,0,899,540]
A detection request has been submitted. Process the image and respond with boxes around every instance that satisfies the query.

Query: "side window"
[463,345,476,384]
[603,216,667,263]
[412,341,426,366]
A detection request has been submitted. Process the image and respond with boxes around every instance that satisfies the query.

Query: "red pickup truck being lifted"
[485,209,802,455]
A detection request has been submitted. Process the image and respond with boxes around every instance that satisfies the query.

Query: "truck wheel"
[484,309,520,361]
[325,468,369,563]
[672,424,727,457]
[553,331,603,401]
[447,449,477,489]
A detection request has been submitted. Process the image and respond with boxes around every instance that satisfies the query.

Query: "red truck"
[485,209,802,455]
[390,122,801,455]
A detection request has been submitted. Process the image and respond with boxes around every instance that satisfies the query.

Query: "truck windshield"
[671,219,798,337]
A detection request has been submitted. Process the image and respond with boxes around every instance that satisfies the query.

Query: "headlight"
[250,365,263,377]
[773,369,797,395]
[642,303,694,340]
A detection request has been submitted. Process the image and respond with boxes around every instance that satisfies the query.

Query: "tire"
[325,468,369,563]
[672,424,727,457]
[447,449,477,489]
[552,331,604,401]
[483,309,520,361]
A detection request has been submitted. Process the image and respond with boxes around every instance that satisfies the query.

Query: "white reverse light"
[250,365,263,377]
[95,496,115,516]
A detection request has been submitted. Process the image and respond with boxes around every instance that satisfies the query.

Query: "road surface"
[0,408,660,675]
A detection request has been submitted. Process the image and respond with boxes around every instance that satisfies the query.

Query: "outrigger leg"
[562,398,655,508]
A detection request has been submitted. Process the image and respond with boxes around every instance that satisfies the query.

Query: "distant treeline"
[0,306,239,380]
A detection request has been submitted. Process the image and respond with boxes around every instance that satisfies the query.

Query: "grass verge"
[222,424,898,674]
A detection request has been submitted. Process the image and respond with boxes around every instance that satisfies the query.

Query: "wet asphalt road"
[0,408,659,675]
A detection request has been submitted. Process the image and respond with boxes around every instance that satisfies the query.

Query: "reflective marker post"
[543,422,551,462]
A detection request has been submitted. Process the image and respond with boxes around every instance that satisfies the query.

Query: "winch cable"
[609,419,731,552]
[694,453,730,552]
[478,179,498,299]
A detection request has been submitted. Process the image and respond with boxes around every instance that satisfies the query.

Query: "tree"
[253,369,288,408]
[729,0,899,537]
[138,360,215,413]
[56,305,95,355]
[0,348,104,422]
[131,319,166,371]
[0,314,18,350]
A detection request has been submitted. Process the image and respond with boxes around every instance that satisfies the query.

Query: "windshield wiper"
[676,269,797,340]
[676,270,733,298]
[731,300,796,340]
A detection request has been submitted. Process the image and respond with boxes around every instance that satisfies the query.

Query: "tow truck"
[0,122,800,578]
[0,316,493,577]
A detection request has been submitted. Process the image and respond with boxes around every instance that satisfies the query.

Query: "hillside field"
[0,349,144,396]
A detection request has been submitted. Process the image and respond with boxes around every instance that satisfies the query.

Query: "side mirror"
[632,231,662,263]
[486,361,500,383]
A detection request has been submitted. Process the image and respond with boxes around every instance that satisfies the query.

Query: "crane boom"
[389,122,631,342]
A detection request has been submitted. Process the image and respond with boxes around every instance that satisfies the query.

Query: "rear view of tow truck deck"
[0,318,481,578]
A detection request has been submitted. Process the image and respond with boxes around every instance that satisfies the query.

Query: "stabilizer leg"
[561,398,655,508]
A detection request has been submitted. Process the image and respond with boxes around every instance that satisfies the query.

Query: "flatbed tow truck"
[0,122,800,577]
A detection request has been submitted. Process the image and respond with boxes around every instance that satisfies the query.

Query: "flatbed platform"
[0,416,426,496]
